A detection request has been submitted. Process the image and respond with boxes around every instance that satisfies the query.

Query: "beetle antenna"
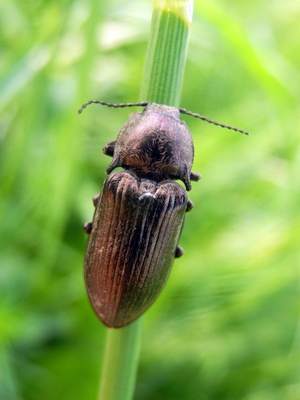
[178,108,249,135]
[78,100,249,135]
[78,100,149,114]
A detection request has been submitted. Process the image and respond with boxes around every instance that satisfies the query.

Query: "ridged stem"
[98,1,193,399]
[98,319,142,400]
[141,0,193,107]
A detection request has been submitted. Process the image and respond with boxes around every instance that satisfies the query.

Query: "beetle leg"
[191,171,201,181]
[182,176,191,191]
[186,200,194,212]
[106,156,122,174]
[84,222,93,234]
[103,140,116,157]
[179,165,192,191]
[93,194,101,207]
[175,246,184,258]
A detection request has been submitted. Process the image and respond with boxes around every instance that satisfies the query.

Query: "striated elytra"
[81,102,248,328]
[84,171,189,328]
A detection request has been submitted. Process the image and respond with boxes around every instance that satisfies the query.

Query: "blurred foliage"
[1,0,299,399]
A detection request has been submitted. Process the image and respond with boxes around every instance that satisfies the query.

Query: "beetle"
[79,101,248,328]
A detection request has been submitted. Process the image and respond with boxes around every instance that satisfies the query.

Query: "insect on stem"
[82,100,248,328]
[78,100,249,135]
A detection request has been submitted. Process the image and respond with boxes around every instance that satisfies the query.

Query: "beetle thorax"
[106,104,194,189]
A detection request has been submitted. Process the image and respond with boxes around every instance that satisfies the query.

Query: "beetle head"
[106,104,194,190]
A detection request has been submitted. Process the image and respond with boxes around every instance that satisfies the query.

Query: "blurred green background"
[1,0,299,399]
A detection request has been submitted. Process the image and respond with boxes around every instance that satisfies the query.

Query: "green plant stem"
[98,319,142,400]
[141,0,193,107]
[98,1,193,400]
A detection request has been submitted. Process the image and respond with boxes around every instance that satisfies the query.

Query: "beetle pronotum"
[80,101,248,328]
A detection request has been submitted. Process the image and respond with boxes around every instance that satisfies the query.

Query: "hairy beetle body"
[83,103,201,328]
[80,101,248,328]
[84,171,188,328]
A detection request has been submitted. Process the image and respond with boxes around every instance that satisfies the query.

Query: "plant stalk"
[98,319,142,400]
[98,1,194,399]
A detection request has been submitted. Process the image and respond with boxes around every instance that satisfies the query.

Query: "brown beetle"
[79,101,248,328]
[84,171,189,328]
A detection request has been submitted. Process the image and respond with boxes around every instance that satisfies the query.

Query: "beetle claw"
[186,200,194,212]
[191,171,201,181]
[106,157,122,174]
[175,246,184,258]
[84,222,93,234]
[93,194,101,207]
[103,140,116,157]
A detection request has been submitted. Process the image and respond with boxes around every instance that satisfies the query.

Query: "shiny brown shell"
[84,170,187,328]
